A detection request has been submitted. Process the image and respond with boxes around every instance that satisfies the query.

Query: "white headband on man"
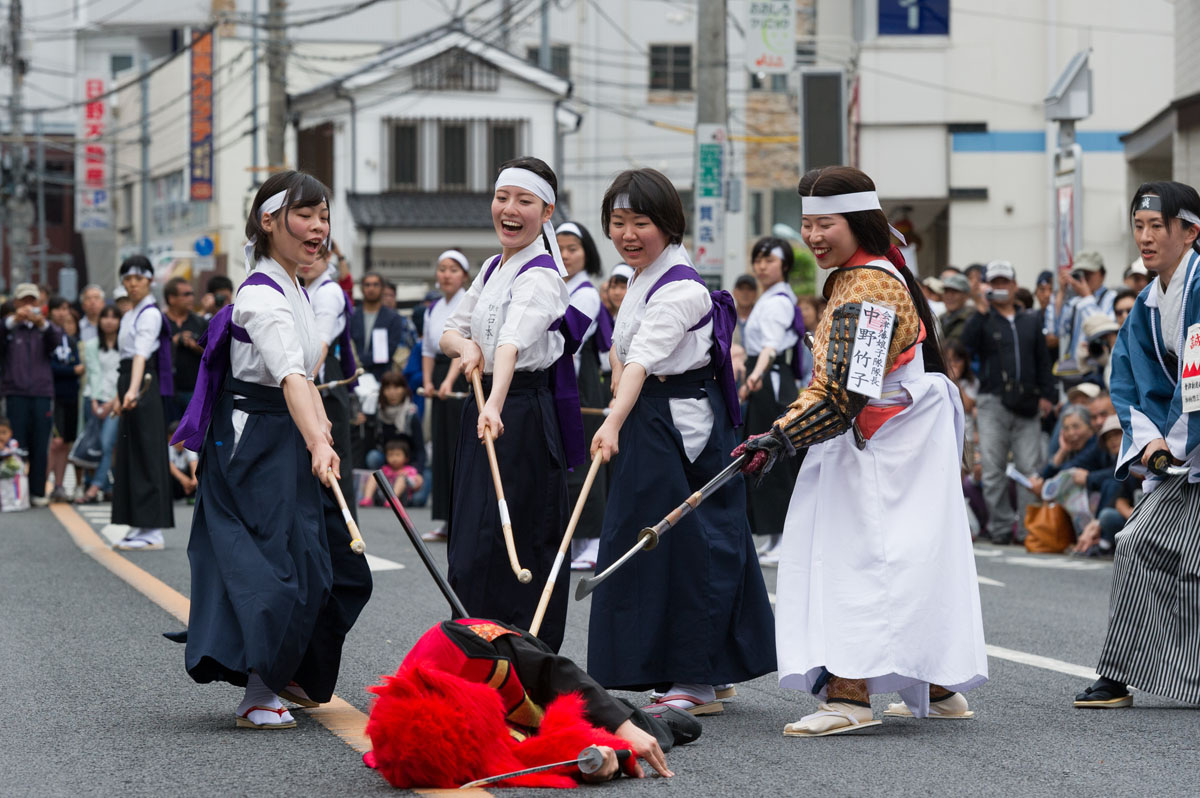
[121,263,154,279]
[242,188,328,275]
[437,249,470,273]
[801,190,908,246]
[496,167,566,276]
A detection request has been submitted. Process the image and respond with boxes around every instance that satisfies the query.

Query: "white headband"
[437,249,470,272]
[555,222,583,239]
[801,190,908,246]
[121,264,154,280]
[495,167,566,276]
[242,188,328,275]
[769,246,785,259]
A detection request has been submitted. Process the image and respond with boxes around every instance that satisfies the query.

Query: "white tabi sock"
[134,528,163,545]
[662,683,716,707]
[237,672,293,725]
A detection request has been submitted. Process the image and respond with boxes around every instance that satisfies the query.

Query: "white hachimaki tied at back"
[437,249,471,273]
[801,190,909,246]
[243,187,329,275]
[495,166,567,277]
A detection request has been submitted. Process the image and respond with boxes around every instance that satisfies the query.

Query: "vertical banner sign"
[190,30,215,202]
[1182,323,1200,414]
[76,78,110,230]
[746,1,795,74]
[694,124,725,275]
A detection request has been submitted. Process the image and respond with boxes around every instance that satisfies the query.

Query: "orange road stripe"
[50,503,493,794]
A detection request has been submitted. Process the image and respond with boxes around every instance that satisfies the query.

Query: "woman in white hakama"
[738,166,987,736]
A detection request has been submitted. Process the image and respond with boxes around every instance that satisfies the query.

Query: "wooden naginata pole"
[529,455,604,636]
[470,369,533,584]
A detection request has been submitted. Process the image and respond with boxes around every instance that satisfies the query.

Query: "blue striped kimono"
[1110,249,1200,483]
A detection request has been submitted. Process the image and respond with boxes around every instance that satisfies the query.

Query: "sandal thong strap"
[240,705,289,720]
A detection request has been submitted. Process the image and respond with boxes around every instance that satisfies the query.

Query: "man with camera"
[961,261,1057,545]
[1053,252,1116,386]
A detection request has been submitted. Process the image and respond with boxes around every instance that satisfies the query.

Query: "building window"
[772,188,802,231]
[649,44,692,91]
[488,122,518,178]
[749,71,789,92]
[749,191,764,237]
[414,49,499,92]
[391,122,419,189]
[150,170,207,237]
[119,183,133,231]
[440,123,468,190]
[110,54,133,77]
[525,44,570,80]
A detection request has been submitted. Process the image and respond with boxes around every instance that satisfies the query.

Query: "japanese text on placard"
[847,302,896,399]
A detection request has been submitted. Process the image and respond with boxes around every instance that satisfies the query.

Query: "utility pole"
[539,0,551,71]
[266,0,287,169]
[250,0,260,189]
[7,0,32,286]
[35,111,45,284]
[692,0,728,284]
[140,54,151,254]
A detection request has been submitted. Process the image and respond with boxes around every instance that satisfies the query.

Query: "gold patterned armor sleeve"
[775,266,920,449]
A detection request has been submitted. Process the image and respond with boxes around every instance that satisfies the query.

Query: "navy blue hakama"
[446,370,571,651]
[587,368,777,690]
[185,379,334,693]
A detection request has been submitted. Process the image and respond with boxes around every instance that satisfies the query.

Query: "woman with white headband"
[439,157,578,652]
[738,236,804,566]
[175,171,371,731]
[1073,180,1200,710]
[587,167,776,716]
[735,165,987,735]
[421,248,471,541]
[554,220,609,569]
[110,254,175,550]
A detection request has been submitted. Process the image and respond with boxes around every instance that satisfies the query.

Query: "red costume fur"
[364,663,634,789]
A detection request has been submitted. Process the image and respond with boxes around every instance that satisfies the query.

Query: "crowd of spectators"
[925,253,1149,555]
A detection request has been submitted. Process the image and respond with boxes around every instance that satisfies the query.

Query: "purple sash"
[594,304,614,353]
[771,291,807,374]
[319,280,358,388]
[482,253,586,467]
[645,264,742,427]
[171,271,287,450]
[136,304,175,397]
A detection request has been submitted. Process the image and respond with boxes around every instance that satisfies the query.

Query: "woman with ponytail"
[735,166,987,736]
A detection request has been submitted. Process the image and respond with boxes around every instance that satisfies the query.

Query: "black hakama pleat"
[430,354,468,523]
[446,370,570,651]
[184,380,334,693]
[567,338,608,541]
[587,369,777,690]
[112,359,174,529]
[742,358,800,537]
[320,354,357,522]
[289,485,373,702]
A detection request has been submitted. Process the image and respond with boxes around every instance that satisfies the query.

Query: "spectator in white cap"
[938,273,972,343]
[1054,250,1115,385]
[1076,313,1121,390]
[1123,258,1150,293]
[921,276,946,317]
[961,259,1057,544]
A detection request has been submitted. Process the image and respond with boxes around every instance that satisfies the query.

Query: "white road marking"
[364,553,404,572]
[977,575,1005,587]
[973,548,1003,558]
[986,644,1097,681]
[1001,556,1105,571]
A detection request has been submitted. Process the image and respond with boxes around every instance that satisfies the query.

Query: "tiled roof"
[346,192,494,229]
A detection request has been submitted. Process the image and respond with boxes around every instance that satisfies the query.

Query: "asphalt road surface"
[2,497,1198,798]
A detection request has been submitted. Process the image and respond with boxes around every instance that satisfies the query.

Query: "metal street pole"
[8,0,32,285]
[693,0,727,284]
[250,0,260,189]
[140,54,151,254]
[35,110,46,284]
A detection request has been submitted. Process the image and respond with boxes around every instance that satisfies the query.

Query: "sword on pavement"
[458,746,630,790]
